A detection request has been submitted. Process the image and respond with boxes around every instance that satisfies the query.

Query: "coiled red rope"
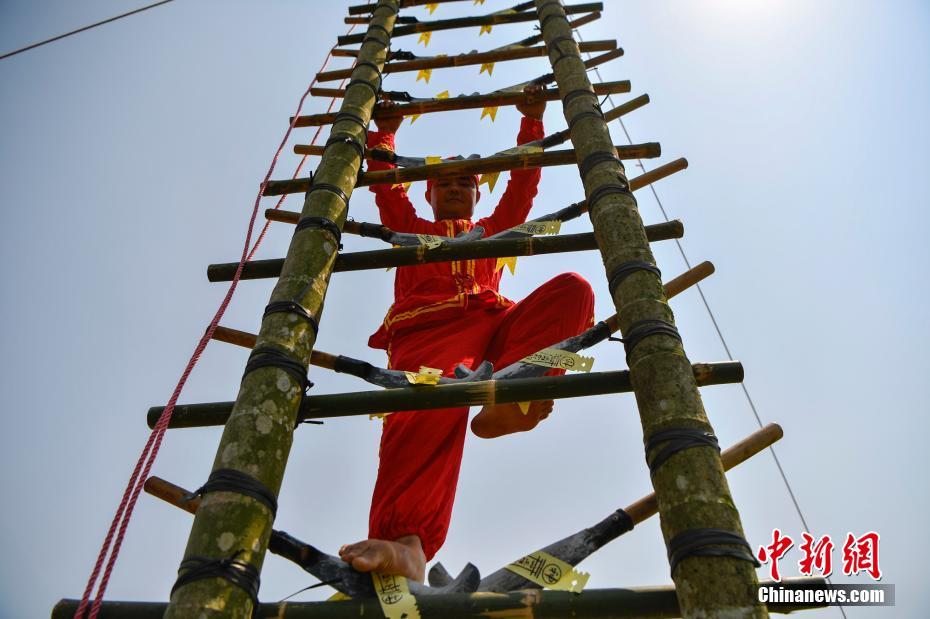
[74,24,358,619]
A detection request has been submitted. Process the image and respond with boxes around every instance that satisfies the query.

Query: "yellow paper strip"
[479,62,495,76]
[474,0,485,4]
[517,401,531,415]
[409,114,421,124]
[405,366,443,385]
[479,24,493,35]
[418,32,432,47]
[495,256,517,275]
[480,106,498,122]
[424,156,443,166]
[508,220,562,236]
[521,348,594,372]
[436,90,450,99]
[327,591,351,601]
[479,171,500,192]
[505,551,590,593]
[373,573,422,619]
[416,68,432,83]
[425,3,438,14]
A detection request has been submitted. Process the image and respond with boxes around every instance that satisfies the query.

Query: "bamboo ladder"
[55,1,827,617]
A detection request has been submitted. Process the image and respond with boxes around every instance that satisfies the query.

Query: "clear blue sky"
[1,1,927,617]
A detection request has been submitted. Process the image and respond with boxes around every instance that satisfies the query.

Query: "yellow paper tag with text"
[480,62,495,76]
[508,220,562,236]
[479,24,492,35]
[505,551,590,593]
[521,348,594,372]
[480,106,498,122]
[418,32,431,47]
[373,573,421,619]
[405,366,443,385]
[416,68,432,83]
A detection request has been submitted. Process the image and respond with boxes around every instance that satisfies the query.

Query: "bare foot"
[339,534,426,582]
[471,400,553,439]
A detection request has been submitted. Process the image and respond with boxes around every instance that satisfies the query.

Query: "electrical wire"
[0,0,177,61]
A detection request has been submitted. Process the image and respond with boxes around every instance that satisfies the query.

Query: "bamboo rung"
[265,143,660,197]
[293,82,630,127]
[316,40,616,82]
[349,0,484,15]
[147,361,743,429]
[207,221,682,282]
[53,580,827,619]
[309,48,622,100]
[338,3,603,45]
[336,11,600,52]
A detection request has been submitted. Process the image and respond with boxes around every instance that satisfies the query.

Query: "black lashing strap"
[243,345,312,393]
[667,528,760,575]
[184,468,278,517]
[644,427,719,478]
[294,216,342,249]
[171,550,260,611]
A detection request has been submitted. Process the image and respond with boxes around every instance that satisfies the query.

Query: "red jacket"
[366,116,545,351]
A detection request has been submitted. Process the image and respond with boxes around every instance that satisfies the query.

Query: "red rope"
[74,24,357,619]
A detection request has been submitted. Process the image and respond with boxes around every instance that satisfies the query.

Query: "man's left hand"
[516,84,546,120]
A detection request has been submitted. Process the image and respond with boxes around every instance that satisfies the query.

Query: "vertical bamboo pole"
[534,1,767,617]
[163,3,397,617]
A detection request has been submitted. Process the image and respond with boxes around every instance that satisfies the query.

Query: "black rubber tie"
[562,88,597,108]
[352,61,383,85]
[541,11,570,31]
[243,345,312,393]
[645,427,720,478]
[172,550,260,610]
[184,468,278,517]
[367,23,391,38]
[667,528,760,576]
[363,33,391,49]
[579,150,621,181]
[333,111,369,142]
[620,318,682,362]
[308,182,350,206]
[567,109,605,132]
[587,181,632,213]
[348,78,381,99]
[263,301,320,337]
[294,216,343,248]
[324,133,366,161]
[607,260,660,296]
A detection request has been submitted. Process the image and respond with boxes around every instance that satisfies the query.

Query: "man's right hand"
[374,100,403,134]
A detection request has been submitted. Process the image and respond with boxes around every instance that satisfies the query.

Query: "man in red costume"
[340,86,595,581]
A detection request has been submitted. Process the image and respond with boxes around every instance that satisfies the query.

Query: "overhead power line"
[0,0,177,61]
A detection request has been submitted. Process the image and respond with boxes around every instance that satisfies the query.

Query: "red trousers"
[368,272,596,560]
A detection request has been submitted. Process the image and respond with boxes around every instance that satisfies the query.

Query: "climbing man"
[339,85,595,582]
